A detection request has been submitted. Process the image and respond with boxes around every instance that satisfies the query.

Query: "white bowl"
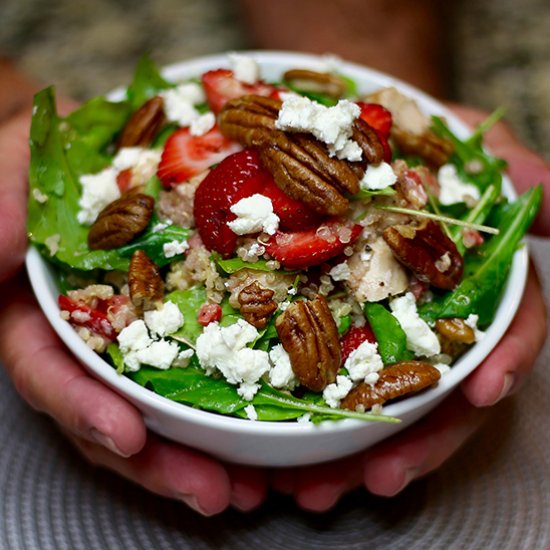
[25,51,528,467]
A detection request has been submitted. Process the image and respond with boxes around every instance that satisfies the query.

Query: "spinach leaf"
[364,303,414,364]
[128,366,399,423]
[168,287,208,345]
[126,54,173,110]
[419,185,542,327]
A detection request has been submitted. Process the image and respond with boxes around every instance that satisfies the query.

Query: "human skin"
[0,2,548,512]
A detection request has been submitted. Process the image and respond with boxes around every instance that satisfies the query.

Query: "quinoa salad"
[27,52,541,423]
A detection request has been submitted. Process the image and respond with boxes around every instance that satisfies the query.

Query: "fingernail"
[494,373,516,404]
[388,467,420,497]
[90,428,130,458]
[177,493,211,516]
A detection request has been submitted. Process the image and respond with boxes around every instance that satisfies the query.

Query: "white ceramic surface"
[25,51,528,466]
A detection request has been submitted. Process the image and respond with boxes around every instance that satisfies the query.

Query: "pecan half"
[435,317,476,357]
[116,96,166,149]
[391,127,453,168]
[275,295,341,391]
[88,193,154,250]
[128,250,164,313]
[283,69,347,98]
[341,361,441,410]
[383,219,463,289]
[237,281,278,329]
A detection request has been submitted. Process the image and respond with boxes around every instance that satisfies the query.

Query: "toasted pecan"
[383,219,463,290]
[237,281,278,329]
[116,96,165,149]
[275,295,341,391]
[283,69,347,98]
[88,193,154,250]
[128,250,164,313]
[340,361,441,410]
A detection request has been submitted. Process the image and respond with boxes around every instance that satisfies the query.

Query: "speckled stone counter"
[1,0,549,160]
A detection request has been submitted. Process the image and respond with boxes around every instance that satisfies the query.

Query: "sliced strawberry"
[260,177,322,231]
[265,220,362,270]
[357,102,393,138]
[193,149,271,257]
[59,295,116,340]
[157,125,241,188]
[340,325,376,363]
[197,303,223,326]
[202,68,276,113]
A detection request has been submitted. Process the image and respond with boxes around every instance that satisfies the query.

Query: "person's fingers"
[448,104,550,236]
[69,432,233,516]
[362,390,488,497]
[0,276,146,457]
[225,463,269,512]
[461,263,547,406]
[0,112,32,282]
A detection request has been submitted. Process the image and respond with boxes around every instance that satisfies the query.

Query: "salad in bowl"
[26,51,540,465]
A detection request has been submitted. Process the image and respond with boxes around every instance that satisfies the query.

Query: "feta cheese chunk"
[163,239,190,258]
[323,375,353,408]
[134,339,181,370]
[329,261,351,282]
[117,320,154,372]
[144,301,184,337]
[389,292,441,357]
[438,164,481,205]
[160,82,206,128]
[465,313,485,341]
[195,319,271,400]
[244,404,258,421]
[227,194,280,235]
[228,52,260,84]
[113,147,162,185]
[344,340,384,384]
[190,112,216,136]
[268,344,298,390]
[360,162,398,191]
[275,95,362,161]
[77,168,120,225]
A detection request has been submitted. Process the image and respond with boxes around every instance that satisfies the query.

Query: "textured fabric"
[1,238,549,549]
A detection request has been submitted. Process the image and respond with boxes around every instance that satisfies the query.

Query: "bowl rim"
[25,50,529,437]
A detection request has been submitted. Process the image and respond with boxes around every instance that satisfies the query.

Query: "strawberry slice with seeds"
[357,102,393,138]
[260,176,322,231]
[265,220,362,270]
[202,68,276,113]
[157,125,241,188]
[340,325,377,363]
[193,149,271,257]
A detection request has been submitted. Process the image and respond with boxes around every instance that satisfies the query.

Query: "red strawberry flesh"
[340,325,376,363]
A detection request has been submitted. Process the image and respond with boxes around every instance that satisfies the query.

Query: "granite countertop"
[0,0,549,161]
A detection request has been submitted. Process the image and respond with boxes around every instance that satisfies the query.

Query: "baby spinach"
[125,54,173,110]
[364,303,414,364]
[420,185,542,327]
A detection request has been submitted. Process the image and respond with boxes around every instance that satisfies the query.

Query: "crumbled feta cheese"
[32,188,49,203]
[268,344,298,390]
[344,340,384,383]
[360,161,398,190]
[287,286,297,296]
[329,261,351,282]
[77,168,121,225]
[244,404,258,421]
[323,375,353,408]
[190,112,216,136]
[152,219,173,232]
[163,239,190,258]
[297,413,312,424]
[275,95,362,161]
[112,147,162,186]
[117,320,154,371]
[134,339,181,370]
[44,234,61,256]
[389,292,441,357]
[465,313,485,341]
[279,301,291,312]
[144,301,184,337]
[195,319,271,400]
[438,164,481,205]
[227,194,280,236]
[160,82,205,127]
[228,52,260,84]
[173,348,195,368]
